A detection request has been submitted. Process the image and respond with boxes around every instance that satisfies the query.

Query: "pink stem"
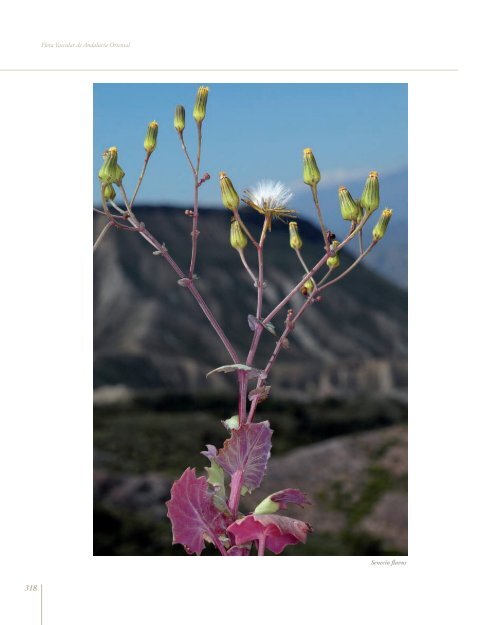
[238,371,248,425]
[188,122,203,279]
[211,534,228,556]
[261,252,328,326]
[228,469,243,518]
[257,535,266,556]
[113,206,239,364]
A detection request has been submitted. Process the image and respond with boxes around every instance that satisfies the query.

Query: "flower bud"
[143,120,159,154]
[372,208,393,241]
[174,105,185,133]
[300,278,315,296]
[360,171,380,214]
[230,218,248,250]
[289,221,302,250]
[338,186,361,222]
[327,240,340,269]
[193,86,209,123]
[303,148,321,186]
[98,147,125,185]
[103,183,116,201]
[219,172,239,210]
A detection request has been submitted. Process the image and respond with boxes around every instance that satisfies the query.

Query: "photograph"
[93,82,408,556]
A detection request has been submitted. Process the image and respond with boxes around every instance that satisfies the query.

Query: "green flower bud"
[143,121,159,154]
[289,221,302,250]
[327,240,340,269]
[303,148,321,186]
[230,218,248,250]
[338,186,361,222]
[102,183,116,201]
[360,171,380,214]
[219,172,239,210]
[300,278,315,296]
[372,208,393,241]
[174,105,185,133]
[254,495,279,515]
[98,147,125,185]
[193,86,209,123]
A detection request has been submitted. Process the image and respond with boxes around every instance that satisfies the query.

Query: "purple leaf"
[247,314,258,331]
[216,422,272,492]
[227,514,313,555]
[200,444,218,460]
[248,385,271,403]
[270,489,312,510]
[165,468,226,556]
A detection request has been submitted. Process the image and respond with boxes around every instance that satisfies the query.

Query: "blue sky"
[93,83,407,207]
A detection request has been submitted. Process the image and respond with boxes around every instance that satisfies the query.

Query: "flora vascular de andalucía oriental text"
[94,86,393,556]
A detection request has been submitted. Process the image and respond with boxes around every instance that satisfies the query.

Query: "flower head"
[242,180,295,222]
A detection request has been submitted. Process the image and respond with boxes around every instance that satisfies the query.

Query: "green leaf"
[205,459,227,513]
[206,364,263,380]
[222,415,240,431]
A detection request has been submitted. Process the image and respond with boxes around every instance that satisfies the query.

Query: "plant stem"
[295,248,311,277]
[129,152,151,209]
[257,535,266,556]
[233,207,258,248]
[317,241,376,293]
[238,371,248,425]
[311,183,329,249]
[261,210,374,326]
[105,191,240,364]
[262,252,328,326]
[178,132,197,177]
[188,122,203,279]
[238,249,258,286]
[212,534,228,556]
[228,469,243,518]
[93,221,113,252]
[256,215,271,320]
[248,244,379,422]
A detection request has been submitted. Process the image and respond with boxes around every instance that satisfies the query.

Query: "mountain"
[292,168,408,288]
[94,206,407,400]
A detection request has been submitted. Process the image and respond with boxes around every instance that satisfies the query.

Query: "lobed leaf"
[166,468,226,555]
[216,422,272,492]
[227,514,313,555]
[270,489,312,509]
[253,488,311,514]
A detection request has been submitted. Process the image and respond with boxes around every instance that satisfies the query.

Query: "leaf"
[227,514,313,555]
[254,489,312,514]
[200,444,218,460]
[263,322,277,336]
[247,314,258,331]
[222,415,239,431]
[205,460,225,491]
[270,488,312,508]
[165,468,226,556]
[216,422,272,492]
[247,315,276,336]
[206,364,263,380]
[205,459,228,512]
[248,385,271,403]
